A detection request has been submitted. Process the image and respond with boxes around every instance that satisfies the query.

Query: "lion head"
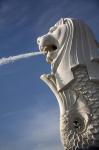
[37,18,99,91]
[37,18,66,63]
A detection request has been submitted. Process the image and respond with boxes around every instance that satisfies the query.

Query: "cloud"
[0,106,62,150]
[19,108,62,150]
[0,0,35,32]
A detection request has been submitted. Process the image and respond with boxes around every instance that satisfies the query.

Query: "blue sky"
[0,0,99,150]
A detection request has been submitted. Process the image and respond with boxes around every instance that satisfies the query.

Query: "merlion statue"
[37,18,99,150]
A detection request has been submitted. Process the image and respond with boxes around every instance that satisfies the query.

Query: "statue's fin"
[40,74,65,115]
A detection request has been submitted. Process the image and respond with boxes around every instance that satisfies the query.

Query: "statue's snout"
[37,35,49,44]
[37,36,43,45]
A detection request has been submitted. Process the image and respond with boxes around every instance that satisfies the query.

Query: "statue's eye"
[49,26,57,33]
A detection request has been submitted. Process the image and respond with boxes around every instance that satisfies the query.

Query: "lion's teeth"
[43,46,48,51]
[41,46,48,52]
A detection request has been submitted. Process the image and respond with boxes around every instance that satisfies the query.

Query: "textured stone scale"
[37,18,99,150]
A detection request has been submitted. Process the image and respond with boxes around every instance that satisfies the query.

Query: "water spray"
[0,51,46,66]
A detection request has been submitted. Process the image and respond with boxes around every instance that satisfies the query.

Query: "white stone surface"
[37,18,99,150]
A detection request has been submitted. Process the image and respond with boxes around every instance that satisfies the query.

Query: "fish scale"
[60,66,99,150]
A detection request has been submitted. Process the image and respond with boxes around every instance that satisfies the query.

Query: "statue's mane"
[52,18,99,91]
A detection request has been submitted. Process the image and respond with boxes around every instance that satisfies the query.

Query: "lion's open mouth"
[41,44,57,52]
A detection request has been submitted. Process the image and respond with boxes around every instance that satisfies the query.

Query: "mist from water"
[0,51,46,66]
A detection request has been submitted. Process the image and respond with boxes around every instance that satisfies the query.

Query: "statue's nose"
[37,37,41,44]
[37,35,48,44]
